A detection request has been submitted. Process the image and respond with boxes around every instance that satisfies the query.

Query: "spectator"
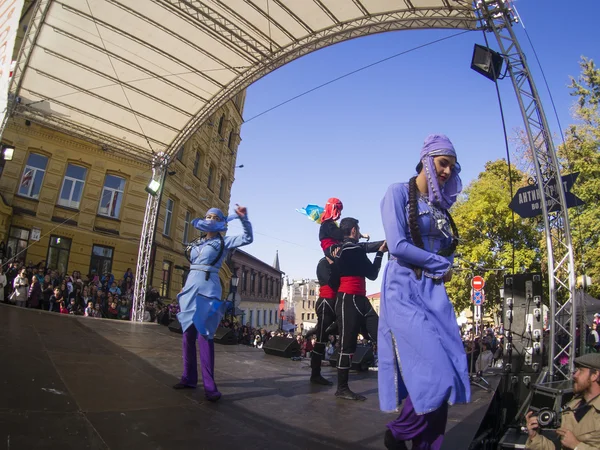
[84,301,94,317]
[28,276,42,309]
[117,299,130,320]
[12,268,29,307]
[475,342,493,373]
[107,300,118,319]
[0,265,6,303]
[59,301,69,314]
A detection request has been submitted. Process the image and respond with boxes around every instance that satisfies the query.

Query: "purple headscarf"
[418,134,462,209]
[192,207,239,233]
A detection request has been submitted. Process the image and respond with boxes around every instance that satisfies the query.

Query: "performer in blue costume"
[173,205,253,401]
[379,135,470,449]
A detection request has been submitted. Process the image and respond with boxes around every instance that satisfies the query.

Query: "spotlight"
[145,179,161,196]
[471,44,503,81]
[2,145,15,161]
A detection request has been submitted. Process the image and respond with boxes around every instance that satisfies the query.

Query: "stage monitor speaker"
[263,336,300,358]
[503,273,544,374]
[328,345,375,371]
[168,318,183,334]
[214,327,237,345]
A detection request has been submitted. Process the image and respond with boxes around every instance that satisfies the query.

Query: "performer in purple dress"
[173,205,253,402]
[378,135,470,449]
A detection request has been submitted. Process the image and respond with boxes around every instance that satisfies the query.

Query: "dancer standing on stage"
[379,135,470,449]
[174,205,253,401]
[332,217,386,401]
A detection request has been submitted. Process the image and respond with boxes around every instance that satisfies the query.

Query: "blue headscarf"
[192,208,238,233]
[418,134,462,210]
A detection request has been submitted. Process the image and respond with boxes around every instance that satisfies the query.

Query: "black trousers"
[335,292,378,369]
[312,297,336,356]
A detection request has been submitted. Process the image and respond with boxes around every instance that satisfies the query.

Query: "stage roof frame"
[5,0,477,163]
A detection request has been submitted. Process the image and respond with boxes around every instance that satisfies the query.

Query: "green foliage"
[447,160,542,316]
[559,57,600,297]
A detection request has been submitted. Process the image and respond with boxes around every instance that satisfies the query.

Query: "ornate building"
[229,249,283,331]
[282,277,320,334]
[0,91,246,300]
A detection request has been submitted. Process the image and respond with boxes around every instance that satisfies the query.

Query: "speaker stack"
[214,327,237,345]
[328,345,375,371]
[168,318,183,334]
[262,336,301,358]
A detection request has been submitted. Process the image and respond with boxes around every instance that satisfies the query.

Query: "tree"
[558,57,600,298]
[447,160,542,316]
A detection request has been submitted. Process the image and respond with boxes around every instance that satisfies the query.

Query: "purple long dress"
[378,182,470,415]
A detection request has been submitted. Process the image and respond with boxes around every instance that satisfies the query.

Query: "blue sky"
[228,1,599,296]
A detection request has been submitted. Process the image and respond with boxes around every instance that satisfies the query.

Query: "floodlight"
[471,44,504,81]
[145,179,161,196]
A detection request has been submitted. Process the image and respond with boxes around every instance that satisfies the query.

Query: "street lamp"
[230,270,239,323]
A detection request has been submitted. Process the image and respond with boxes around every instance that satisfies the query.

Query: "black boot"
[384,429,408,450]
[310,352,332,385]
[335,368,366,401]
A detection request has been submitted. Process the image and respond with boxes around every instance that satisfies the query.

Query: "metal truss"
[475,0,577,380]
[166,4,477,159]
[132,153,169,322]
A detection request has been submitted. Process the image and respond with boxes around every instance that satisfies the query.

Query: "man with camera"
[525,353,600,449]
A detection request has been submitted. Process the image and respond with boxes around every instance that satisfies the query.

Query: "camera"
[537,407,561,429]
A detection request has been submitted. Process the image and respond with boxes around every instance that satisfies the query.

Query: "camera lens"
[537,409,555,427]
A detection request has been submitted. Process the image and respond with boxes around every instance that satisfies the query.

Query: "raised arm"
[224,207,253,249]
[381,183,450,278]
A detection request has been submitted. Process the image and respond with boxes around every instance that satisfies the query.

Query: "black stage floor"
[0,304,499,449]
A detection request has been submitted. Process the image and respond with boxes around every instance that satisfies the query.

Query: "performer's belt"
[190,264,219,281]
[338,276,366,296]
[319,284,336,299]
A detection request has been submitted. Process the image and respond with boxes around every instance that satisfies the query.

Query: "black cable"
[244,30,473,124]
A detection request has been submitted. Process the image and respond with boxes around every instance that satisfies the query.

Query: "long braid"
[408,176,424,249]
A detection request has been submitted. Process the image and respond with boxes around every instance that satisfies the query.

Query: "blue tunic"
[378,182,470,414]
[177,215,253,338]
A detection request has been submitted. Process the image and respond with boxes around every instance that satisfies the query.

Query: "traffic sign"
[472,289,485,305]
[508,172,584,219]
[472,276,485,291]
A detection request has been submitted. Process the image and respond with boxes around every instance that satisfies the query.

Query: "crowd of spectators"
[0,259,163,322]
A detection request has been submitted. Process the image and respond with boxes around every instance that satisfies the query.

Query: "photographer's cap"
[574,353,600,370]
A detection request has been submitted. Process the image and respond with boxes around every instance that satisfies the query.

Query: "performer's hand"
[331,246,341,258]
[555,428,580,449]
[379,241,388,253]
[326,257,334,264]
[525,411,539,438]
[361,234,370,241]
[443,269,453,283]
[235,204,247,218]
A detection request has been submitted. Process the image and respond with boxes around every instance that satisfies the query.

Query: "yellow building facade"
[0,92,245,300]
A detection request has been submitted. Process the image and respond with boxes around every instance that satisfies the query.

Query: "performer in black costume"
[331,217,387,401]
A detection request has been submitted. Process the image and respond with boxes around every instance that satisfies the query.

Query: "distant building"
[367,292,381,316]
[229,249,283,331]
[283,278,320,334]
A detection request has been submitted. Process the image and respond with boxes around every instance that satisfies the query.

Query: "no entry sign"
[471,276,485,291]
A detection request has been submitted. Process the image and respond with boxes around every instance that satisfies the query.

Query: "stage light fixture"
[471,44,504,81]
[145,179,161,196]
[2,145,15,161]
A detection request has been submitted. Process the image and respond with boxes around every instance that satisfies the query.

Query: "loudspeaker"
[168,318,183,334]
[503,273,544,374]
[328,345,375,371]
[263,336,300,358]
[214,327,237,345]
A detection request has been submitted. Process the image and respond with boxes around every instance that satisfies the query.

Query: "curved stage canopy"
[8,0,477,163]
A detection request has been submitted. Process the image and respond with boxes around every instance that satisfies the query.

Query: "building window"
[207,165,214,191]
[242,270,247,291]
[263,310,267,326]
[249,310,254,327]
[218,177,225,200]
[217,114,225,136]
[270,279,274,296]
[269,310,273,325]
[301,313,305,321]
[312,313,315,320]
[228,130,234,150]
[18,153,48,199]
[58,164,87,209]
[251,272,255,292]
[47,236,72,275]
[193,151,201,177]
[6,226,29,264]
[176,145,184,162]
[89,245,113,277]
[163,198,174,236]
[258,275,262,294]
[160,261,172,298]
[98,174,125,218]
[257,309,261,327]
[183,210,191,244]
[302,300,305,309]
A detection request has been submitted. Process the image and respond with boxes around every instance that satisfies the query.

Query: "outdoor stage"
[1,304,500,449]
